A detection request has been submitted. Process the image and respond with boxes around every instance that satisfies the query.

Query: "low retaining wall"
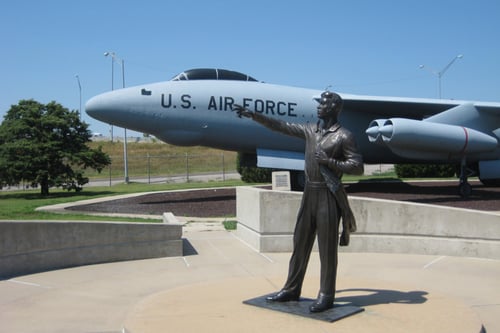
[0,219,183,279]
[236,186,500,259]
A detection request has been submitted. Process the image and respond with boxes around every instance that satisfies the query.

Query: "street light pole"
[420,54,463,99]
[104,51,129,184]
[75,74,81,120]
[121,58,129,184]
[104,52,115,141]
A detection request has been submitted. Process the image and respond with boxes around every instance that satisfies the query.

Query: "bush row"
[236,152,457,182]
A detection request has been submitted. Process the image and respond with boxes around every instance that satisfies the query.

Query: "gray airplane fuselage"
[85,69,500,185]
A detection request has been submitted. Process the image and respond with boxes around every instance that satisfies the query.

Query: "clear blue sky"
[1,0,499,136]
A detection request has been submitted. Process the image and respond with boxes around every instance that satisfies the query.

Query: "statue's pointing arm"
[233,104,305,138]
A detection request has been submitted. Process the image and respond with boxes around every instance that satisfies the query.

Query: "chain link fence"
[97,152,238,185]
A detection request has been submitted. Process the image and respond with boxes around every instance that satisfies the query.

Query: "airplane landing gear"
[459,158,474,198]
[459,179,472,198]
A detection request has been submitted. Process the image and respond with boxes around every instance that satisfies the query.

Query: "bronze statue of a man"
[234,91,363,313]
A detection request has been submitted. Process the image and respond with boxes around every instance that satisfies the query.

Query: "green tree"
[0,100,111,195]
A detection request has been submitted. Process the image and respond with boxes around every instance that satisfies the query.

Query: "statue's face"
[317,97,337,119]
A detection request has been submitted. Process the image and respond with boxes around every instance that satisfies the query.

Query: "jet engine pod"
[365,119,387,144]
[368,118,498,160]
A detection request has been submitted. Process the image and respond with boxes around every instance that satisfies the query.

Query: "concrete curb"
[0,219,183,278]
[236,186,500,259]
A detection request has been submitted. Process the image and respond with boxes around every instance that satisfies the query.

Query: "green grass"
[0,140,242,222]
[222,220,238,230]
[0,164,458,223]
[343,170,398,182]
[86,141,237,179]
[343,169,460,183]
[0,180,247,222]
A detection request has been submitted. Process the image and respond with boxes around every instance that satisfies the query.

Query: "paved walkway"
[1,226,499,333]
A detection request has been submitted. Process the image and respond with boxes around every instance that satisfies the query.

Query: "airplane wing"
[342,94,500,119]
[362,99,500,159]
[359,97,500,193]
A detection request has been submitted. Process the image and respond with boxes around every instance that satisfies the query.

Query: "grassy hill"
[86,140,238,180]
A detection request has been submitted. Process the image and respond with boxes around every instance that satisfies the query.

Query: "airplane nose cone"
[85,87,154,134]
[85,91,124,125]
[85,94,107,122]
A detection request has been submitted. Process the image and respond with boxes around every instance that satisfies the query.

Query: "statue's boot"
[309,293,334,312]
[266,289,300,302]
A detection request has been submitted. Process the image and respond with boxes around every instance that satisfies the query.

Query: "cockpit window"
[171,68,258,81]
[175,73,188,80]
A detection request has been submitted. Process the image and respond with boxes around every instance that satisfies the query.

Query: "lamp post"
[104,52,114,141]
[104,51,129,184]
[75,74,81,120]
[420,54,463,99]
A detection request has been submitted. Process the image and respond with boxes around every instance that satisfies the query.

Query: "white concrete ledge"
[236,186,500,259]
[0,220,183,279]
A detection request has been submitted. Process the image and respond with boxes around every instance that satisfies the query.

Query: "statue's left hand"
[339,230,350,246]
[315,149,329,165]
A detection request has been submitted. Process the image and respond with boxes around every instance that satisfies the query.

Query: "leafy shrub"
[395,164,456,178]
[223,220,237,230]
[236,152,273,183]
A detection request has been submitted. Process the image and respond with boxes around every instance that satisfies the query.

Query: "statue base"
[243,294,364,322]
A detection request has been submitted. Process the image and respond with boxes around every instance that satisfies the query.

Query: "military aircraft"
[85,68,500,196]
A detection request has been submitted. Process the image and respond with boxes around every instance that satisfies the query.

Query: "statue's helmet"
[316,91,343,114]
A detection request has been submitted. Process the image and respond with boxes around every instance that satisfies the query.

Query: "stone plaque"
[272,171,291,191]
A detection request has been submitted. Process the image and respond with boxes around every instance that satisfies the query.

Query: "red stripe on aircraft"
[460,127,469,155]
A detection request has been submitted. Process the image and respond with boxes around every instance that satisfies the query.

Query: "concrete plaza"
[1,224,498,333]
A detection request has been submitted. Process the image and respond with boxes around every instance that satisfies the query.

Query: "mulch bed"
[67,181,500,218]
[67,188,237,218]
[345,180,500,211]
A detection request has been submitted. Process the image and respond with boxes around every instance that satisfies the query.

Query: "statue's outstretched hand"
[233,104,254,119]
